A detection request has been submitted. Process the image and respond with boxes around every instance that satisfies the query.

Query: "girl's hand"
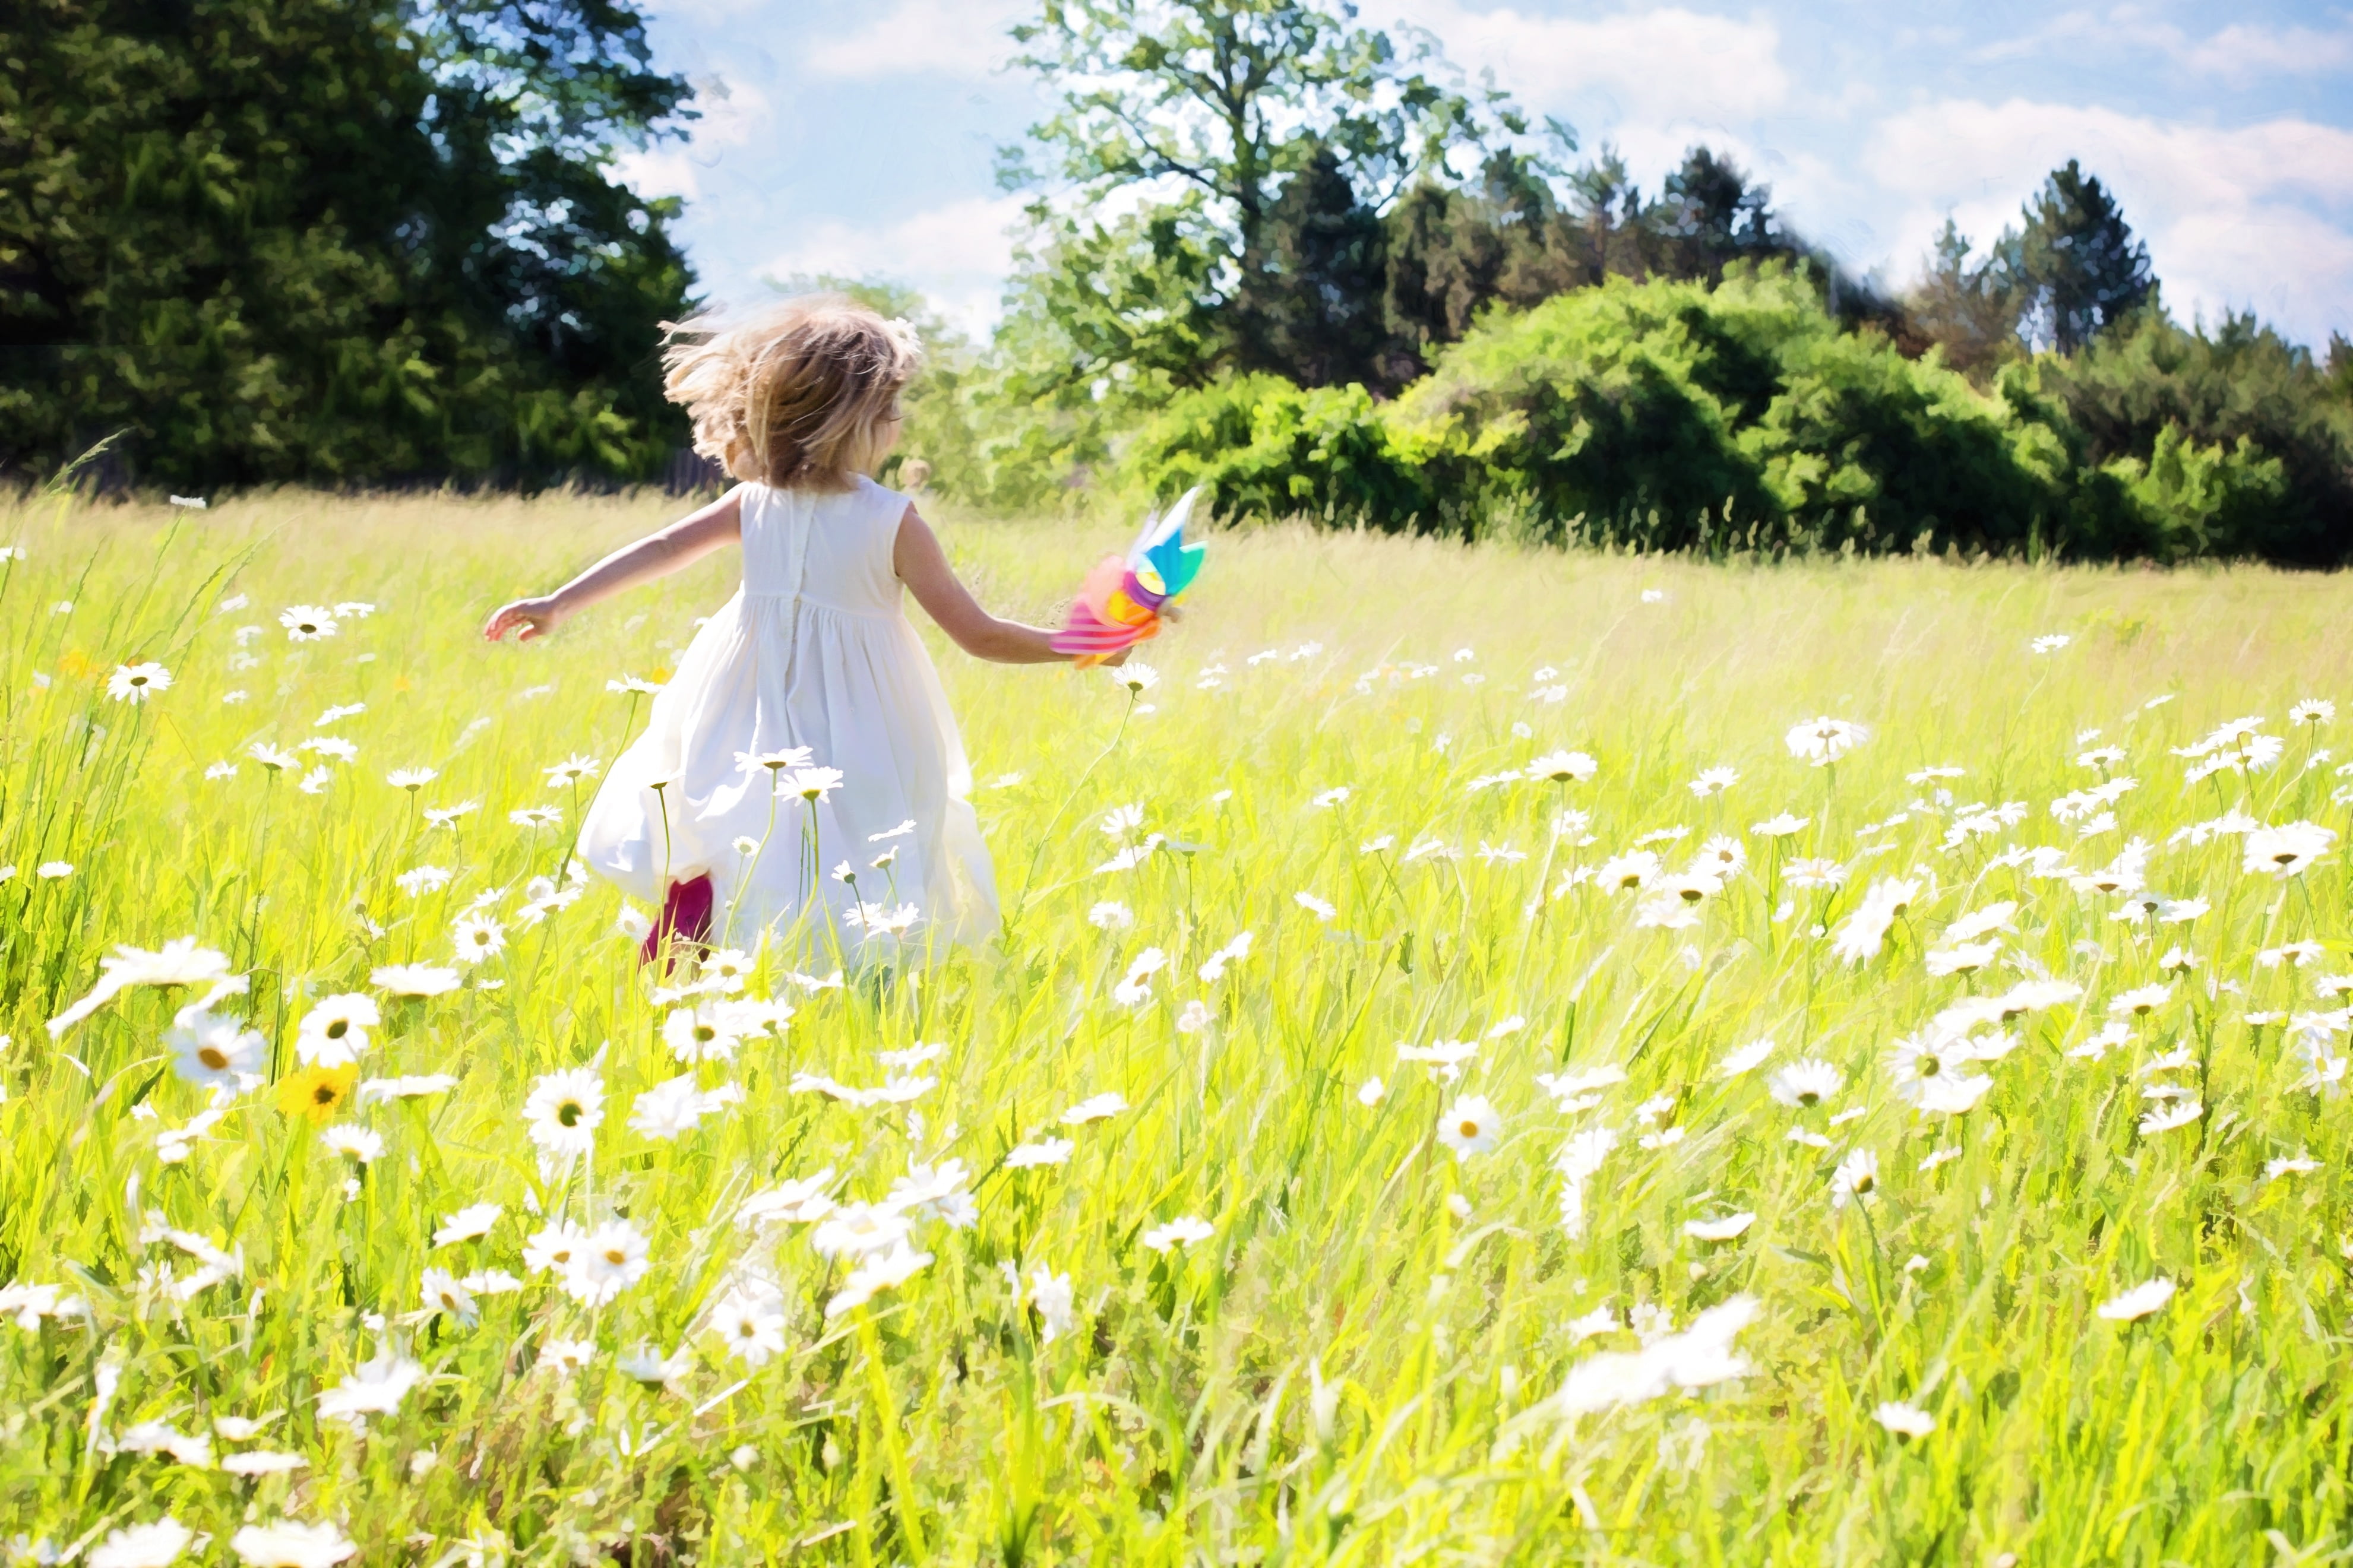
[483,596,563,643]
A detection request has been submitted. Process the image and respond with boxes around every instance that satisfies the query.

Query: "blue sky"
[620,0,2353,351]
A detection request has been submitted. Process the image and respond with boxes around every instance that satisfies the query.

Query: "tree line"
[5,0,2349,562]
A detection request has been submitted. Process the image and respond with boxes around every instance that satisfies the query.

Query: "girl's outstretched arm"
[483,488,745,643]
[894,504,1108,666]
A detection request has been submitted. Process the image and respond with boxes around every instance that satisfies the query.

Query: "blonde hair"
[662,295,922,490]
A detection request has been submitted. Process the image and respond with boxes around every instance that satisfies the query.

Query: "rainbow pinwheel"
[1049,487,1208,666]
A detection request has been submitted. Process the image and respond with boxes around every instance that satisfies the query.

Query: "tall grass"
[2,489,2350,1563]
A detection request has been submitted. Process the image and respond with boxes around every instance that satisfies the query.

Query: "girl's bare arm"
[483,489,745,642]
[894,504,1104,666]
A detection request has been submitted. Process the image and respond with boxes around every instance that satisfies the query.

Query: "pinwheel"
[1049,486,1207,666]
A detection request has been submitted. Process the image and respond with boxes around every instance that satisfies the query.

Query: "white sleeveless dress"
[577,478,998,954]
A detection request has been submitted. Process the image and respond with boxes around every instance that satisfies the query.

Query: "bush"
[1121,374,1431,528]
[1122,268,2353,563]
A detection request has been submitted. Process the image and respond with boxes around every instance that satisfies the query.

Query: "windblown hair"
[661,295,922,490]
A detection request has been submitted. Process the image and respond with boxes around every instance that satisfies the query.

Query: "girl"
[483,295,1099,958]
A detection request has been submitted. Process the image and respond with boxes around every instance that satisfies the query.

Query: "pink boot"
[640,873,714,967]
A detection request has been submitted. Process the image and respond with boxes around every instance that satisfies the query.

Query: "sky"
[618,0,2353,351]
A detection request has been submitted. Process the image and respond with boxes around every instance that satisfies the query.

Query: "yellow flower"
[276,1063,358,1124]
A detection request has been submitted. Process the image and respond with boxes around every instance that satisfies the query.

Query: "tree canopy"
[0,0,695,490]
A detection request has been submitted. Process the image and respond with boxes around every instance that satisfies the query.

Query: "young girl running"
[483,296,1098,956]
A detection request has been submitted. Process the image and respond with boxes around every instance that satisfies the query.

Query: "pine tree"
[2014,159,2153,354]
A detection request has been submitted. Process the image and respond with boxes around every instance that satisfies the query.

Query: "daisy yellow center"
[325,1019,348,1039]
[694,1025,716,1043]
[603,1247,627,1265]
[1457,1119,1479,1138]
[312,1084,337,1106]
[1797,1090,1819,1106]
[198,1046,229,1069]
[558,1101,581,1126]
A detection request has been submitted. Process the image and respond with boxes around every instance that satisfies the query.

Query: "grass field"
[4,489,2352,1565]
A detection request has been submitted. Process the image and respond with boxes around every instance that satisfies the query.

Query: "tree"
[1235,143,1389,387]
[1651,147,1794,284]
[0,0,695,489]
[1001,0,1510,390]
[2013,159,2152,354]
[1899,219,2023,378]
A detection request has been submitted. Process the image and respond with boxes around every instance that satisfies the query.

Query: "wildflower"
[1684,1212,1754,1241]
[316,1350,423,1426]
[1437,1095,1503,1159]
[1528,750,1599,784]
[544,755,600,787]
[1141,1215,1215,1253]
[218,1452,306,1477]
[167,1011,264,1090]
[1786,717,1867,767]
[783,766,845,803]
[274,1065,358,1124]
[663,1005,742,1064]
[433,1203,500,1247]
[565,1220,650,1306]
[1555,1297,1757,1417]
[37,861,72,879]
[1005,1138,1075,1168]
[419,1269,478,1327]
[708,1285,789,1367]
[1397,1038,1480,1080]
[1084,900,1134,933]
[320,1124,382,1164]
[107,663,173,704]
[1784,857,1846,888]
[1925,940,2000,977]
[1312,786,1351,807]
[1689,766,1738,797]
[522,1219,588,1278]
[295,994,379,1068]
[2109,983,2173,1019]
[1717,1038,1775,1078]
[1176,999,1213,1034]
[521,1069,604,1157]
[509,806,561,829]
[2030,633,2071,653]
[1596,851,1661,891]
[2096,1278,2176,1322]
[824,1244,933,1317]
[2137,1101,2202,1135]
[1830,1149,1880,1208]
[1113,662,1160,694]
[423,801,479,829]
[1874,1402,1935,1437]
[368,963,460,997]
[1356,1077,1385,1105]
[279,606,339,641]
[1751,812,1810,837]
[226,1518,359,1568]
[609,674,666,695]
[1023,1265,1076,1343]
[451,912,505,964]
[1061,1092,1128,1126]
[2243,822,2335,876]
[88,1518,197,1568]
[2266,1153,2321,1181]
[629,1074,723,1140]
[2291,699,2335,725]
[394,866,453,897]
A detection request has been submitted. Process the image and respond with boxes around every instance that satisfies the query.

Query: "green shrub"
[1121,268,2349,563]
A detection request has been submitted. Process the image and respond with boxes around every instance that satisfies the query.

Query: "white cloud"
[805,0,1027,80]
[1867,99,2353,345]
[609,78,771,203]
[1973,9,2353,83]
[1377,2,1789,122]
[756,194,1030,335]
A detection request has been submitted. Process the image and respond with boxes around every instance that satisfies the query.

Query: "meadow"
[2,488,2351,1566]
